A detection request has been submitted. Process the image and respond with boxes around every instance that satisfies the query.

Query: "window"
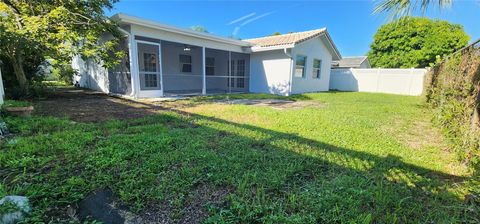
[228,60,235,87]
[295,55,306,78]
[144,73,158,88]
[180,54,192,73]
[206,57,215,76]
[312,59,322,79]
[144,53,157,72]
[143,53,158,88]
[237,59,245,88]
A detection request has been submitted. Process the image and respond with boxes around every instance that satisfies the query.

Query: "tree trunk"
[10,50,28,95]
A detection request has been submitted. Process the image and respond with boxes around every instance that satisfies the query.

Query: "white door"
[137,42,162,93]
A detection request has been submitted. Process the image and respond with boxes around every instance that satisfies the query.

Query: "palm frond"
[374,0,453,19]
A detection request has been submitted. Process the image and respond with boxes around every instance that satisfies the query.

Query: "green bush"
[426,41,480,172]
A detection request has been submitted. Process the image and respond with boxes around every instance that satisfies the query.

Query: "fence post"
[0,67,4,105]
[375,68,381,93]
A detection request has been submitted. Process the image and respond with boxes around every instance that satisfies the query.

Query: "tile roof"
[244,28,327,47]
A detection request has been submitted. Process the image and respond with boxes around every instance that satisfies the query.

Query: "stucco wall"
[249,49,291,95]
[290,37,333,94]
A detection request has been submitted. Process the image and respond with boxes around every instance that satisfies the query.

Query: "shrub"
[426,40,480,172]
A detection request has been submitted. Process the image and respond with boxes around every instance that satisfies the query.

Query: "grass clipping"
[426,41,480,172]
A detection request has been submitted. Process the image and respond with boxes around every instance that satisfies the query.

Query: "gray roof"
[333,56,369,68]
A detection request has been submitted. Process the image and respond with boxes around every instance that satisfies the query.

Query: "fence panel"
[330,68,427,96]
[0,68,4,105]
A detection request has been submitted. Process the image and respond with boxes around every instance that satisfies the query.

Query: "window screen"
[180,54,192,73]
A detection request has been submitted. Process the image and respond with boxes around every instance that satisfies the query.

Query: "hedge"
[426,40,480,172]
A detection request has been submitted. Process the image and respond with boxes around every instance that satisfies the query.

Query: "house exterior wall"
[108,37,132,95]
[290,37,333,94]
[359,60,371,68]
[249,50,291,95]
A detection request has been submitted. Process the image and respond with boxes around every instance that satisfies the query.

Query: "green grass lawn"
[1,92,478,223]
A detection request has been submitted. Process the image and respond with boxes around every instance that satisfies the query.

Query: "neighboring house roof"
[111,13,252,47]
[332,56,370,68]
[244,29,341,60]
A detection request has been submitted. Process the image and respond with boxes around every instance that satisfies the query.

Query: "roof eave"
[250,44,295,52]
[112,13,253,47]
[322,30,342,60]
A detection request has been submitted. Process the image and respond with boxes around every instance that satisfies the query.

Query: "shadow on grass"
[4,88,477,223]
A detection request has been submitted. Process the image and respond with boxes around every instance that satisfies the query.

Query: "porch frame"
[133,39,164,97]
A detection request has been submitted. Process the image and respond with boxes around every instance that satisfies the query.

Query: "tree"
[368,17,469,68]
[0,0,123,96]
[375,0,452,19]
[271,32,281,36]
[190,25,208,33]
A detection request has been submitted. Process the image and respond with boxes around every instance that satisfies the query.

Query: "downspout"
[118,27,138,98]
[284,47,294,96]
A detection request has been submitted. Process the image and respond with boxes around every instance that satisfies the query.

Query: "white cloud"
[232,27,241,37]
[230,11,276,37]
[227,13,256,25]
[240,11,275,26]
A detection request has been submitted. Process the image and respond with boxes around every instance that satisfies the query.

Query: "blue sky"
[107,0,480,56]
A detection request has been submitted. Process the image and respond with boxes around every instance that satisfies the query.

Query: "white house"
[73,13,341,98]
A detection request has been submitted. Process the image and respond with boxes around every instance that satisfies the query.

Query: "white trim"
[135,40,163,97]
[113,13,252,47]
[119,29,138,98]
[228,51,232,93]
[288,48,295,96]
[0,67,4,105]
[202,46,206,95]
[251,44,294,52]
[132,39,140,98]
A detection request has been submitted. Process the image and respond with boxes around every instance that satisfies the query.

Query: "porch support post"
[228,51,232,94]
[159,41,164,96]
[202,46,206,95]
[131,38,141,99]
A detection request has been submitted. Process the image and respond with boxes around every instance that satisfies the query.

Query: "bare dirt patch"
[385,118,448,151]
[215,99,324,110]
[34,88,166,123]
[137,184,233,224]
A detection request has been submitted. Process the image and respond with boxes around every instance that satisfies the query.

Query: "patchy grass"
[2,100,33,108]
[0,91,478,223]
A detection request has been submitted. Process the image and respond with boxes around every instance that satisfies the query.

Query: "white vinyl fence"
[0,68,4,105]
[329,68,427,96]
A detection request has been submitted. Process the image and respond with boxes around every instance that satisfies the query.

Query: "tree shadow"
[24,88,477,223]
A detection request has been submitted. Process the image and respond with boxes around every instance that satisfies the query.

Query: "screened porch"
[134,36,250,97]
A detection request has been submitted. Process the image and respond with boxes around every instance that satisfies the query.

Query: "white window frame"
[295,55,307,78]
[312,58,322,79]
